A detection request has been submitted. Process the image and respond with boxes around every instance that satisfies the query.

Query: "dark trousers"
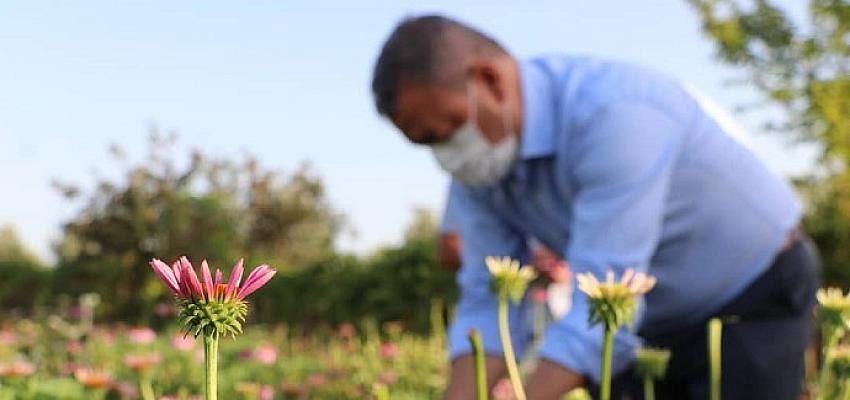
[590,236,820,400]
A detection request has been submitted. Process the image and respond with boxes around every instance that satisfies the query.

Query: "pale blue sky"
[0,0,812,261]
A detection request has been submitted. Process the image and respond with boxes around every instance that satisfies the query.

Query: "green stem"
[533,301,546,345]
[842,379,850,400]
[468,329,489,400]
[643,375,655,400]
[819,325,842,400]
[139,371,155,400]
[497,298,526,400]
[204,335,219,400]
[372,383,390,400]
[708,318,722,400]
[431,298,445,346]
[600,325,614,400]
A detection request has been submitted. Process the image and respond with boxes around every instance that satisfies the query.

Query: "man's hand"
[437,232,462,271]
[525,358,585,399]
[444,354,506,400]
[531,247,571,284]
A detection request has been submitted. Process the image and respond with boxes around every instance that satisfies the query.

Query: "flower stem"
[431,298,445,347]
[643,375,655,400]
[818,325,842,400]
[600,325,614,400]
[468,329,489,400]
[708,318,722,400]
[139,371,155,400]
[204,335,219,400]
[497,297,526,400]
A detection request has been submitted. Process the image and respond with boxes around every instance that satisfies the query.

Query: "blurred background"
[1,1,849,395]
[3,1,849,398]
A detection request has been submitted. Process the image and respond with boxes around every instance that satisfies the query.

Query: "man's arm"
[442,181,529,400]
[437,191,463,270]
[531,101,684,396]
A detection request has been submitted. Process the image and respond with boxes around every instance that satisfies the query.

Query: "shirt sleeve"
[446,180,533,362]
[537,102,684,382]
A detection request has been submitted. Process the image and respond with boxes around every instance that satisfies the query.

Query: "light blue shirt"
[446,55,802,382]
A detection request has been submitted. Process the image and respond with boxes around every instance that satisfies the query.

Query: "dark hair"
[371,15,507,118]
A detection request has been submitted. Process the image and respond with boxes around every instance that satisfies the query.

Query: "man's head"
[371,15,523,154]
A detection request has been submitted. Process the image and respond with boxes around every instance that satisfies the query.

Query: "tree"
[403,206,439,243]
[0,224,48,314]
[52,133,344,319]
[689,0,850,286]
[0,224,43,267]
[250,207,457,334]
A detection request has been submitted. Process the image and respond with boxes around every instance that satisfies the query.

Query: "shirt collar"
[518,59,557,159]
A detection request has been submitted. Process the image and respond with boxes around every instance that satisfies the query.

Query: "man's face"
[390,67,513,147]
[391,81,467,146]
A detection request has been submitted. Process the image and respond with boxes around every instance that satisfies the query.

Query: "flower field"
[0,320,448,400]
[2,255,846,400]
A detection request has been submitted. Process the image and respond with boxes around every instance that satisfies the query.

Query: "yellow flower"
[818,287,850,308]
[486,256,538,304]
[576,269,656,329]
[817,287,850,330]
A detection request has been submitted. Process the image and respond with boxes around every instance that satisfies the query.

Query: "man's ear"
[468,59,505,102]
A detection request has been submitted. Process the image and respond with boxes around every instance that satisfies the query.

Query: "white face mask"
[430,82,518,187]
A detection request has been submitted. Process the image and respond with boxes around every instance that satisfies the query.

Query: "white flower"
[576,268,656,300]
[576,269,657,329]
[486,256,538,304]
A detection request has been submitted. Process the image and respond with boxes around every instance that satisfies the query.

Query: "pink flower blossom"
[92,328,116,345]
[150,257,276,302]
[307,373,327,387]
[259,385,274,400]
[337,323,356,339]
[74,367,113,389]
[251,344,278,365]
[65,340,83,355]
[0,360,36,377]
[170,333,196,351]
[379,342,399,360]
[127,327,157,345]
[123,353,162,370]
[61,362,79,376]
[0,329,17,346]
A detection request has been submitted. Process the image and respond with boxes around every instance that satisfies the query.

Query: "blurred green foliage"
[0,135,456,329]
[0,226,49,315]
[46,133,344,320]
[252,212,457,335]
[689,0,850,287]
